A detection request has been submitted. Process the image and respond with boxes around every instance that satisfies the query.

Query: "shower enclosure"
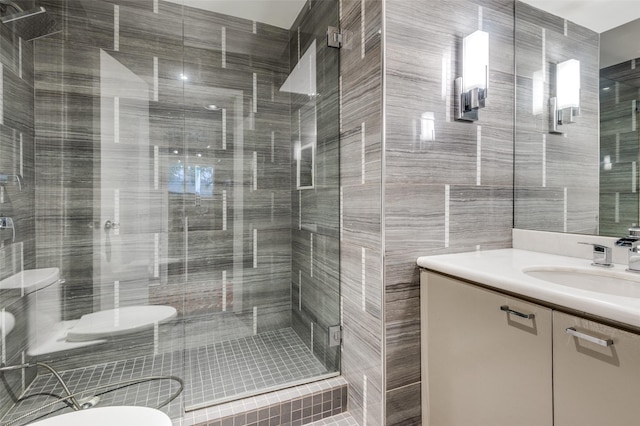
[0,0,340,423]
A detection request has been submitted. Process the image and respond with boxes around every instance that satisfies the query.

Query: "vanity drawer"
[554,311,640,426]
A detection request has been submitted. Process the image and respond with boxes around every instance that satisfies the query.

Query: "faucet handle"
[0,217,15,242]
[578,242,613,268]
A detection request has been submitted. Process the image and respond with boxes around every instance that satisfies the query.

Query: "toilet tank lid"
[0,268,60,294]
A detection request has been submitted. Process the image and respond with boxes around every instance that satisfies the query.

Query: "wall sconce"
[455,30,489,122]
[550,59,580,134]
[420,112,435,142]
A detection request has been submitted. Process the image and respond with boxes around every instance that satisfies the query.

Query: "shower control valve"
[104,220,120,231]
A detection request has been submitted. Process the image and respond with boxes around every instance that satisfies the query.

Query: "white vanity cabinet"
[422,269,640,426]
[553,311,640,426]
[421,270,553,426]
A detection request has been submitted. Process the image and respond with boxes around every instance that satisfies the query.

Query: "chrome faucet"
[615,227,640,272]
[579,242,613,268]
[628,241,640,273]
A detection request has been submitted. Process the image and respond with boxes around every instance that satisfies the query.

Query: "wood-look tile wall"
[384,0,515,423]
[599,62,640,236]
[32,0,292,365]
[290,0,342,374]
[0,0,37,417]
[514,1,600,235]
[339,0,384,425]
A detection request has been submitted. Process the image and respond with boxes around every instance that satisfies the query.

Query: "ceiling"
[519,0,640,33]
[163,0,307,29]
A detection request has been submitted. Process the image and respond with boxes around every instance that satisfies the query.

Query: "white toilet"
[26,406,172,426]
[0,268,177,356]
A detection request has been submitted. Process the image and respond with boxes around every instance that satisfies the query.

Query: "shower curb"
[179,376,348,426]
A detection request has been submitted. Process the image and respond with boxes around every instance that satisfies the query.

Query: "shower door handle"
[104,220,120,231]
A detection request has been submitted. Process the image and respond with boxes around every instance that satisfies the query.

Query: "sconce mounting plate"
[455,77,480,122]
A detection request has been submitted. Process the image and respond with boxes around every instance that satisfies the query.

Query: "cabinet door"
[421,271,553,426]
[554,311,640,426]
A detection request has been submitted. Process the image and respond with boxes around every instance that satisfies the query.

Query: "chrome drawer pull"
[566,327,614,347]
[500,305,535,320]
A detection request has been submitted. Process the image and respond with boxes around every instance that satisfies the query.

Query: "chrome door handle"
[104,220,120,231]
[500,305,535,320]
[566,327,613,347]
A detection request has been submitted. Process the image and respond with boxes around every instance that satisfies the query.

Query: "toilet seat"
[65,305,177,342]
[26,406,172,426]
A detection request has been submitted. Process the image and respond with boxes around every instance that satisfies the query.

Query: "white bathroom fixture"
[549,59,580,134]
[417,248,640,329]
[0,268,60,295]
[26,406,172,426]
[0,268,177,356]
[523,266,640,298]
[454,30,489,122]
[65,305,177,342]
[0,310,15,337]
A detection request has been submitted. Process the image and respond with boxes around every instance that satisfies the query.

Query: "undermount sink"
[523,266,640,298]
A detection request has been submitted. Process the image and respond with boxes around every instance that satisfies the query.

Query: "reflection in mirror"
[515,1,640,237]
[296,100,317,190]
[599,73,639,236]
[297,142,315,189]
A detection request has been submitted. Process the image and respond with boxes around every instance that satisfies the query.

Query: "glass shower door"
[179,0,341,410]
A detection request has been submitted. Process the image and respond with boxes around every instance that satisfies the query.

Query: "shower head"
[0,3,60,42]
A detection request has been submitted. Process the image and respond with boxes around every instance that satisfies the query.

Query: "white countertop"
[417,248,640,329]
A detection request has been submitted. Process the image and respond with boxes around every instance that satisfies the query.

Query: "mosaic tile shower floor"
[1,328,328,426]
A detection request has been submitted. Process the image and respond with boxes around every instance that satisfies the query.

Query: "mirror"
[515,0,640,237]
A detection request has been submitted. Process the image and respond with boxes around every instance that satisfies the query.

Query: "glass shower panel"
[180,0,341,409]
[20,1,188,423]
[599,77,640,236]
[2,0,340,423]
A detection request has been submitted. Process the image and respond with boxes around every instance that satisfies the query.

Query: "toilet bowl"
[26,406,172,426]
[0,268,177,356]
[0,311,15,337]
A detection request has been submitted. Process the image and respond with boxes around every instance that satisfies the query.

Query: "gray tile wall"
[514,1,600,235]
[290,0,341,377]
[339,0,384,425]
[0,0,37,417]
[0,0,347,419]
[384,0,515,423]
[29,0,293,395]
[599,63,640,236]
[35,0,292,324]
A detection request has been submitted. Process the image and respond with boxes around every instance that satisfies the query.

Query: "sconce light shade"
[550,59,580,134]
[556,59,580,109]
[420,112,435,142]
[455,30,489,122]
[463,30,489,93]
